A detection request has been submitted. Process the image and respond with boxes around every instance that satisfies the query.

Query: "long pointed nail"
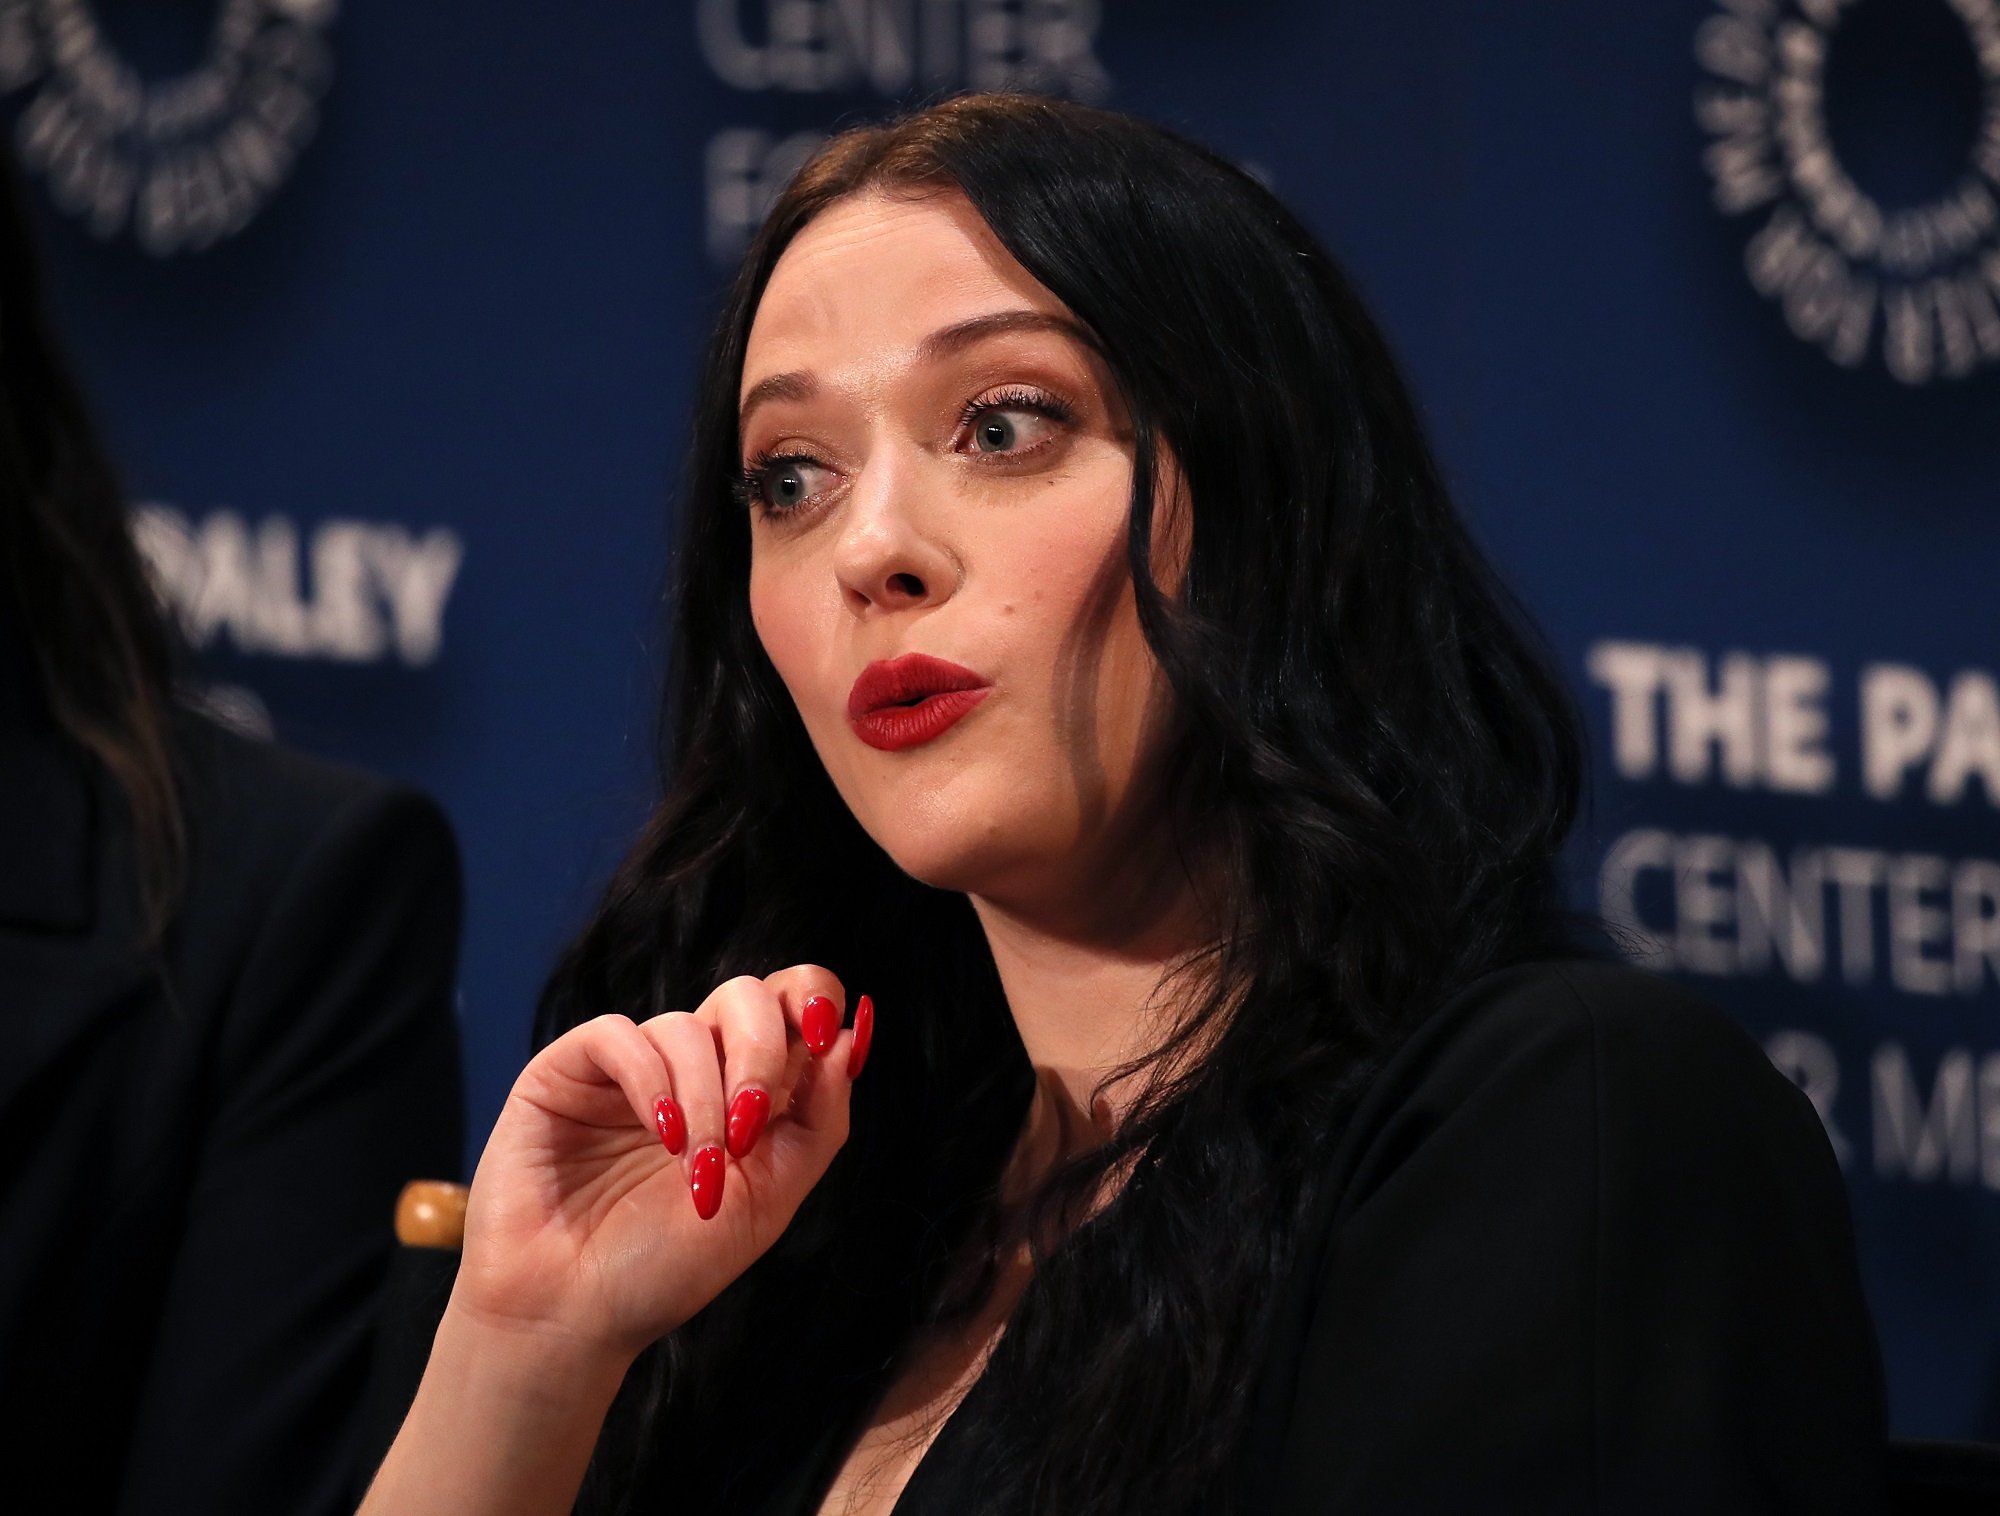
[726,1087,771,1158]
[690,1146,725,1220]
[654,1097,686,1155]
[802,994,840,1056]
[848,994,874,1079]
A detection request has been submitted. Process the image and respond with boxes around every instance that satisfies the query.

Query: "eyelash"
[734,386,1077,518]
[956,385,1075,435]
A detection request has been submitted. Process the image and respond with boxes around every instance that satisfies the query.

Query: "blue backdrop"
[15,0,1998,1440]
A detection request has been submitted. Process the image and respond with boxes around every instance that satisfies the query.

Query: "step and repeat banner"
[12,0,1997,1439]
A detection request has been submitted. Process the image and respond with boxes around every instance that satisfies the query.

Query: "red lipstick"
[847,654,992,752]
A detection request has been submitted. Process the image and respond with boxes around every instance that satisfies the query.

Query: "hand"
[448,966,874,1363]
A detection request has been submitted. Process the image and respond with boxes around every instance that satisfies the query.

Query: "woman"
[363,94,1884,1514]
[0,147,465,1513]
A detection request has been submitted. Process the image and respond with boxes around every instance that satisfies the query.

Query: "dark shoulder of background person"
[1235,955,1888,1515]
[0,683,466,1516]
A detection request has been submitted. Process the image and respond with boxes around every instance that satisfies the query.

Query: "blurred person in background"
[0,146,465,1513]
[362,96,1884,1515]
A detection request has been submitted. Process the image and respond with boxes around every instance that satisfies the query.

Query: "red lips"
[847,654,992,751]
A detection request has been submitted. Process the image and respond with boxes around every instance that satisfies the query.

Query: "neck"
[969,839,1220,1186]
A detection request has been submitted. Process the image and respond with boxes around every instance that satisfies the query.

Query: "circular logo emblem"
[1694,0,2000,384]
[0,0,336,255]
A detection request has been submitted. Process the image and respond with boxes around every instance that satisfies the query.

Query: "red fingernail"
[802,994,839,1056]
[654,1097,686,1155]
[726,1087,771,1158]
[690,1146,725,1220]
[847,994,874,1079]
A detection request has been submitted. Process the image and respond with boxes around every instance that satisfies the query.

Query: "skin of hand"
[446,964,862,1364]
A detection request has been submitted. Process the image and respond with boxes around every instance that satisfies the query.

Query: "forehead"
[741,189,1069,397]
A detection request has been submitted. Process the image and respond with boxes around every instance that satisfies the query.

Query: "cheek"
[1012,504,1166,768]
[748,560,817,703]
[1092,588,1168,775]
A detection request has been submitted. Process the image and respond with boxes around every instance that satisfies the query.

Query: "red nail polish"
[847,994,873,1079]
[726,1087,771,1158]
[690,1145,725,1220]
[802,994,840,1056]
[654,1097,686,1155]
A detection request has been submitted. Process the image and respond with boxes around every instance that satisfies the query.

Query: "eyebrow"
[737,308,1098,430]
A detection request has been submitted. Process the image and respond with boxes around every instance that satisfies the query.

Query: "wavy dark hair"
[538,93,1586,1515]
[0,148,185,939]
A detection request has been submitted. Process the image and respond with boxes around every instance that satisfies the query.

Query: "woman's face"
[739,187,1183,922]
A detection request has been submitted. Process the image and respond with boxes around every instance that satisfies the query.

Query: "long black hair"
[538,93,1586,1515]
[0,148,185,938]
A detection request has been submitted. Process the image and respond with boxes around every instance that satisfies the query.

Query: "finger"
[645,1010,727,1220]
[760,963,846,1058]
[779,993,870,1141]
[705,976,790,1160]
[848,993,874,1080]
[770,1022,857,1164]
[532,1014,676,1135]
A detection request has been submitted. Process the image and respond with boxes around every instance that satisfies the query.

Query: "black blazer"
[0,667,465,1513]
[760,959,1888,1514]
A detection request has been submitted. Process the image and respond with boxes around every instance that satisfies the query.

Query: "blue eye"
[975,413,1020,452]
[768,464,808,506]
[959,387,1074,457]
[741,455,833,514]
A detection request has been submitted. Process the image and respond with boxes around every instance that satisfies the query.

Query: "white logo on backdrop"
[1586,638,2000,1188]
[1694,0,2000,384]
[698,0,1110,261]
[133,504,463,666]
[0,0,336,254]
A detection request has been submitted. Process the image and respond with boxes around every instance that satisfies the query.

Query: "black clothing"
[0,658,465,1514]
[764,959,1886,1514]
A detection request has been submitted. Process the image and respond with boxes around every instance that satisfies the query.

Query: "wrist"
[431,1293,640,1403]
[359,1298,639,1515]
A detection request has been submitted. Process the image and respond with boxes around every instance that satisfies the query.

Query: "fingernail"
[654,1097,686,1155]
[725,1087,771,1158]
[847,994,874,1079]
[802,994,840,1056]
[690,1145,725,1220]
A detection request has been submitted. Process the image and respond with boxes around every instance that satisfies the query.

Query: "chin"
[860,802,1059,900]
[872,831,1015,896]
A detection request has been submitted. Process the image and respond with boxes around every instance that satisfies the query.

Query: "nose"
[831,448,957,616]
